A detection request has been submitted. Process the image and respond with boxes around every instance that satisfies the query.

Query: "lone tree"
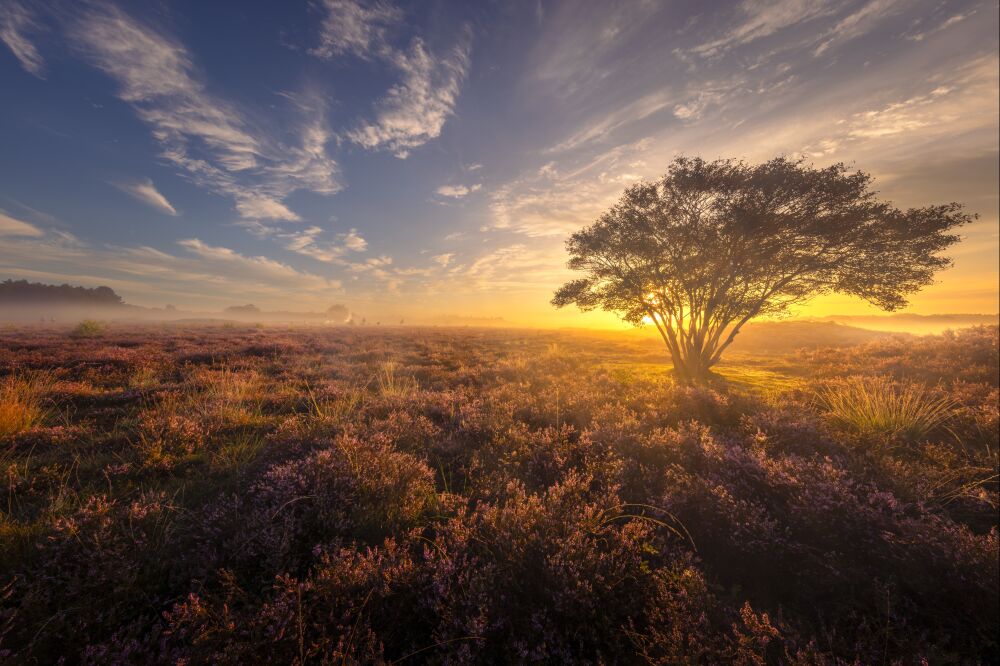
[552,157,973,383]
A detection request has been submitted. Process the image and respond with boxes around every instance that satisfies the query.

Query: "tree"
[0,279,124,306]
[552,157,973,383]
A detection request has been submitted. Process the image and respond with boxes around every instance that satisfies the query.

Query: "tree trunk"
[669,348,714,384]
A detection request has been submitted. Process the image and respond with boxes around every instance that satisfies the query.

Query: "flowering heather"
[0,323,996,663]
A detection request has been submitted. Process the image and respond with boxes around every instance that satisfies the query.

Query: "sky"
[1,0,997,328]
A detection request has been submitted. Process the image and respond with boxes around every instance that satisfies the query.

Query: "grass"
[0,371,53,438]
[195,367,264,424]
[211,430,265,473]
[306,383,365,423]
[375,360,416,398]
[817,375,957,441]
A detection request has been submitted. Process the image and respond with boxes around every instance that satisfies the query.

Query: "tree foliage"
[0,279,123,306]
[553,157,972,382]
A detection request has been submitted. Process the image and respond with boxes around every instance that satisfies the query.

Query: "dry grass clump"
[817,375,956,441]
[210,430,264,473]
[306,384,365,423]
[0,371,53,438]
[194,366,263,424]
[375,360,416,398]
[128,363,161,390]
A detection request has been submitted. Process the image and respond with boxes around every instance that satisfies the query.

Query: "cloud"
[0,211,44,237]
[311,0,402,59]
[347,33,472,158]
[235,196,298,221]
[0,1,45,77]
[672,88,728,121]
[0,227,342,308]
[444,243,571,292]
[905,11,972,42]
[546,91,675,153]
[813,0,902,56]
[435,183,481,198]
[796,56,998,157]
[431,252,453,267]
[689,0,904,61]
[312,0,472,158]
[488,139,653,238]
[279,226,368,262]
[341,228,368,251]
[692,0,839,57]
[113,178,178,216]
[177,238,338,288]
[71,5,340,220]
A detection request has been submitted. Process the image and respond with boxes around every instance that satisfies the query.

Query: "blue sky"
[1,0,997,325]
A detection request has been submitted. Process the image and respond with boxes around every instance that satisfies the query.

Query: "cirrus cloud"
[0,211,44,237]
[313,0,472,159]
[0,0,45,77]
[71,4,340,221]
[112,178,178,216]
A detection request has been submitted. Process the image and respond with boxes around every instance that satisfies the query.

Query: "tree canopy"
[552,157,973,382]
[0,279,123,306]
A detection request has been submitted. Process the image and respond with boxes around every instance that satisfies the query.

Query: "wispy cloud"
[435,183,481,198]
[313,0,472,158]
[692,0,839,57]
[177,238,340,289]
[547,91,675,153]
[0,0,45,76]
[797,56,998,156]
[444,243,571,292]
[72,4,340,221]
[279,226,368,262]
[234,221,369,262]
[112,178,178,216]
[905,11,972,42]
[347,34,471,158]
[672,87,730,121]
[431,252,454,267]
[813,0,902,56]
[234,196,299,222]
[0,226,343,308]
[311,0,401,59]
[0,211,44,237]
[488,138,653,238]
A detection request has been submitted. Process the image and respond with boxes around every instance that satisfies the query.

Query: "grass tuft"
[817,375,956,441]
[375,361,416,398]
[0,371,53,438]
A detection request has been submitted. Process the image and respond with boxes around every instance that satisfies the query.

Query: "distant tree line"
[0,279,124,306]
[224,304,261,314]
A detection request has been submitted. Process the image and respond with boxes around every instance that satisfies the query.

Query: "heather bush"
[0,324,995,662]
[8,492,180,661]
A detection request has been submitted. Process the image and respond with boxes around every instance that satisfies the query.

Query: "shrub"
[68,319,105,339]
